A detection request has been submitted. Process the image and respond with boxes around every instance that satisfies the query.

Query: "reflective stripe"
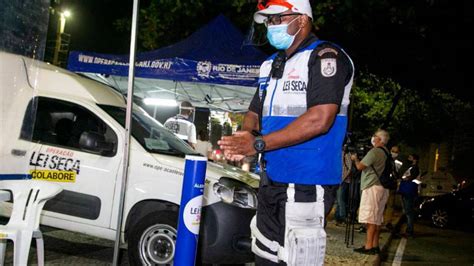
[287,184,295,203]
[250,216,282,263]
[268,79,279,117]
[0,174,31,180]
[287,184,325,203]
[251,216,281,252]
[251,185,327,264]
[251,238,279,263]
[316,185,324,203]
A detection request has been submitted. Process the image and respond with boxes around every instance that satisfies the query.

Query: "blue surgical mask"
[266,17,300,50]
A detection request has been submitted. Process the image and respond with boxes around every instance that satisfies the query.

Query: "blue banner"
[67,51,261,86]
[67,15,267,87]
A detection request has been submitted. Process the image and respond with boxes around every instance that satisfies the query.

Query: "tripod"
[345,170,361,247]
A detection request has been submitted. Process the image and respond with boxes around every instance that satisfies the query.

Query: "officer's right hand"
[218,131,256,157]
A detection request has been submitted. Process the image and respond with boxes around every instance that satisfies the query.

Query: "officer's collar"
[287,33,318,59]
[298,33,319,50]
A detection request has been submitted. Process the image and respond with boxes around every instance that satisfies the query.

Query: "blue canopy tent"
[67,15,268,112]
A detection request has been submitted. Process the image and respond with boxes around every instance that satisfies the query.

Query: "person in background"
[335,145,353,226]
[195,129,212,158]
[164,101,197,149]
[397,153,420,237]
[402,153,420,180]
[391,145,403,172]
[351,129,390,255]
[384,145,403,230]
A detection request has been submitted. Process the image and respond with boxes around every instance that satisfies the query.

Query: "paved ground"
[1,210,402,265]
[381,221,474,265]
[2,224,126,265]
[324,208,402,266]
[324,221,374,265]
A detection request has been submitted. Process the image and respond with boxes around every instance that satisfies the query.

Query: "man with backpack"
[350,129,391,255]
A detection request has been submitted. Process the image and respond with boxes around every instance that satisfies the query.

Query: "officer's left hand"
[218,131,256,157]
[223,153,246,162]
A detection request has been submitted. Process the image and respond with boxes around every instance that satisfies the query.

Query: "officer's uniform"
[164,114,197,145]
[249,34,354,265]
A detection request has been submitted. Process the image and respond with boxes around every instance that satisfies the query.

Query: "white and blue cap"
[254,0,313,24]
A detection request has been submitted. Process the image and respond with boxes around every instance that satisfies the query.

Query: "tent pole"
[113,0,139,265]
[179,81,196,102]
[196,83,208,100]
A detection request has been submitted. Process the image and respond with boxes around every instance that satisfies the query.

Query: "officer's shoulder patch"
[321,58,337,77]
[318,47,339,57]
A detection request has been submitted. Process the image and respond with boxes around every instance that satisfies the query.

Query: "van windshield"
[98,104,197,157]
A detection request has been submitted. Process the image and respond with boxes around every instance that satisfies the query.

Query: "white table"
[0,190,11,201]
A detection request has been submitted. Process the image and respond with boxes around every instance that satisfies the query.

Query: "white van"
[419,170,458,197]
[0,52,259,265]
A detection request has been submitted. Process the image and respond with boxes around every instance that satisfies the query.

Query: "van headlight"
[213,177,257,209]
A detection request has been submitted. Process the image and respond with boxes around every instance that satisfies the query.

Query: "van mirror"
[79,132,115,156]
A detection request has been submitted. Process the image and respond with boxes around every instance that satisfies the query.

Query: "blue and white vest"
[258,40,354,185]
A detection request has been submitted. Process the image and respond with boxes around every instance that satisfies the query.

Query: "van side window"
[21,97,118,157]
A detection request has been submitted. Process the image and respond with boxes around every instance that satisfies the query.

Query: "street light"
[53,10,71,66]
[63,10,71,18]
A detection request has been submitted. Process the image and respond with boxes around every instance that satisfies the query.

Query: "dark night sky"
[60,0,473,103]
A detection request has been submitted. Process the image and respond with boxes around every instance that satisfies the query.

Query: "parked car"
[0,52,259,264]
[417,182,473,229]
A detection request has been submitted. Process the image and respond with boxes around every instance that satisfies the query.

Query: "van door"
[0,56,41,180]
[27,97,122,228]
[3,97,42,178]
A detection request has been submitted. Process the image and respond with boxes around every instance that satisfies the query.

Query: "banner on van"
[30,170,76,183]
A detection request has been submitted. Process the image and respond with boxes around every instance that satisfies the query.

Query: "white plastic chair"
[0,180,62,266]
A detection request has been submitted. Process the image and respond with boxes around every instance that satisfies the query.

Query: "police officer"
[164,101,197,149]
[218,0,354,265]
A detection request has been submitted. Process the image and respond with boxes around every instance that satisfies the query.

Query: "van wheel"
[128,211,178,265]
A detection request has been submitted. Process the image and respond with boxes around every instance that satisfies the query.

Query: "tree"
[112,0,472,176]
[114,0,259,51]
[113,0,402,51]
[350,72,471,147]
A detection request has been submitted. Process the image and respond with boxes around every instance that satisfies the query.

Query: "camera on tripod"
[344,142,367,158]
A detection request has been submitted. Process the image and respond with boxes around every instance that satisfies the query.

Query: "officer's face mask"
[391,152,399,159]
[266,17,301,50]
